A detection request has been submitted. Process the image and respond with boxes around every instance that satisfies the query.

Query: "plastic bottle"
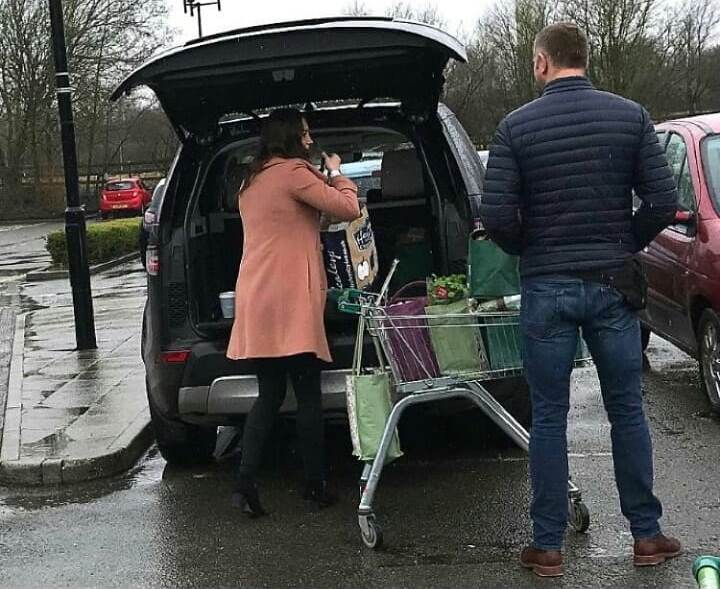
[693,556,720,589]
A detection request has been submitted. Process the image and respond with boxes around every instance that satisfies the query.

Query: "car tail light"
[144,209,156,225]
[161,350,190,364]
[675,210,693,223]
[146,246,160,276]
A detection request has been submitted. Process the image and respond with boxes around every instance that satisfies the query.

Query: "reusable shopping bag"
[384,283,439,382]
[425,300,489,375]
[321,205,379,290]
[345,312,403,462]
[479,312,590,371]
[467,232,520,299]
[479,315,523,371]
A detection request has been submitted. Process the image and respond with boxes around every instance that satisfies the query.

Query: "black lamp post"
[48,0,96,350]
[183,0,222,38]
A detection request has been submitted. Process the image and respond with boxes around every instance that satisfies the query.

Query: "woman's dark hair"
[241,108,310,192]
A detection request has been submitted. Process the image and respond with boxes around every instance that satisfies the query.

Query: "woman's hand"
[321,152,342,172]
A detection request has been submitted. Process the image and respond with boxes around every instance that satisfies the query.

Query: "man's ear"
[537,52,549,76]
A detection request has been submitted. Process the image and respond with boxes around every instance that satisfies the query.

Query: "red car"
[639,112,720,413]
[99,177,152,219]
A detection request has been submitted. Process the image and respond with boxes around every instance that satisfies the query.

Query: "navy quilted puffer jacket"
[479,76,677,278]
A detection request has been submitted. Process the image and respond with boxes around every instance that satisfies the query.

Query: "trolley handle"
[338,259,401,314]
[694,556,720,589]
[337,289,367,315]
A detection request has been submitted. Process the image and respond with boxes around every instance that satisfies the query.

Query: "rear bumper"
[178,368,350,415]
[99,196,143,212]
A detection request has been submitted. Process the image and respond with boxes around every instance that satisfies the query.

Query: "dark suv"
[112,17,530,464]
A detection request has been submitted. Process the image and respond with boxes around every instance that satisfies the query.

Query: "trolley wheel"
[360,515,384,550]
[569,501,590,533]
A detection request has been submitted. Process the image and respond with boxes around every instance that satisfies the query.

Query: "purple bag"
[383,283,440,382]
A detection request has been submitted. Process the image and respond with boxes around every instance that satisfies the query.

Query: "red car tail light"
[161,350,190,364]
[146,246,160,276]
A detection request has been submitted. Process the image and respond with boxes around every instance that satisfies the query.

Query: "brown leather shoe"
[520,546,564,577]
[633,534,682,566]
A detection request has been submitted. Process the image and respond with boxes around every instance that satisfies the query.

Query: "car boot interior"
[184,114,468,339]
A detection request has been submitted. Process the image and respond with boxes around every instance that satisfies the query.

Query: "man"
[479,22,680,577]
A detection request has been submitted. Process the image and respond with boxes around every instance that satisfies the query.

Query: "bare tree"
[0,0,170,213]
[0,0,51,199]
[342,0,371,16]
[444,34,507,145]
[343,0,447,26]
[670,0,720,113]
[705,44,720,113]
[562,0,659,95]
[385,2,447,28]
[481,0,558,108]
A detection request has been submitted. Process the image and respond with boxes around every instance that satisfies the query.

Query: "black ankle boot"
[231,475,267,517]
[303,480,337,511]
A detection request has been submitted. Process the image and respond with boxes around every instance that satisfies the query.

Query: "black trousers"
[239,354,325,481]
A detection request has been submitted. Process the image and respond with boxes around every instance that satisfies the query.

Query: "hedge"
[46,218,140,267]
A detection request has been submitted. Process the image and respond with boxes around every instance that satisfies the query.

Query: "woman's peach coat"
[226,157,360,363]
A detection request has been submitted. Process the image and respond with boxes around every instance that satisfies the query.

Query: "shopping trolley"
[339,263,591,550]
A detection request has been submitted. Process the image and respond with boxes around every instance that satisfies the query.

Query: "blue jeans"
[521,277,663,550]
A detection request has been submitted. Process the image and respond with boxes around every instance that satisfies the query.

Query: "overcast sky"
[165,0,495,45]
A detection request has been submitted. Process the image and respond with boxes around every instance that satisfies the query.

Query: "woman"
[227,108,360,516]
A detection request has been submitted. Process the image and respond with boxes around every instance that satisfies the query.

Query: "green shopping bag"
[479,314,592,371]
[480,315,523,371]
[345,313,402,462]
[425,300,489,375]
[468,236,520,299]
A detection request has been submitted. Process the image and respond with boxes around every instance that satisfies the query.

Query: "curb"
[0,313,153,486]
[0,409,153,487]
[60,409,153,485]
[0,314,27,478]
[25,251,140,282]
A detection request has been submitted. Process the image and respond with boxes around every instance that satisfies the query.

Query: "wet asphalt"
[0,220,64,282]
[0,334,718,589]
[0,220,717,588]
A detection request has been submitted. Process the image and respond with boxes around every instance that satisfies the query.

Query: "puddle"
[22,429,74,455]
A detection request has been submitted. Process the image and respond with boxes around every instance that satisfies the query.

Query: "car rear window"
[341,161,381,197]
[105,181,134,191]
[704,136,720,212]
[353,174,382,196]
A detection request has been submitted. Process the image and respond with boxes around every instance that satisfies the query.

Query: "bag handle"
[351,311,365,376]
[390,280,427,304]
